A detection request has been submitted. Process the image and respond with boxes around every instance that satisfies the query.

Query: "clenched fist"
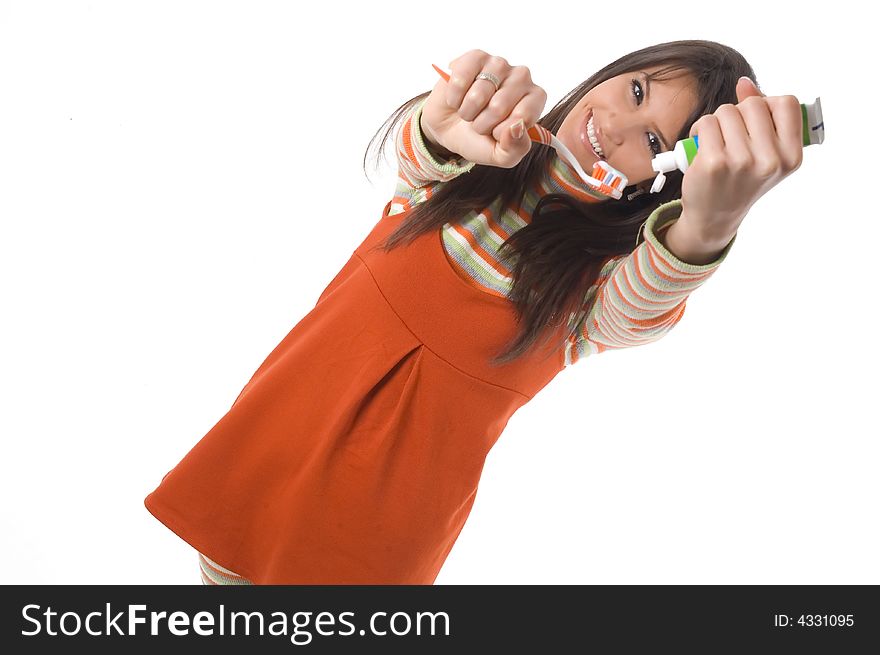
[679,76,805,245]
[420,49,548,169]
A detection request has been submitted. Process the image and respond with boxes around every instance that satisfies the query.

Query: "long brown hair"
[362,40,757,365]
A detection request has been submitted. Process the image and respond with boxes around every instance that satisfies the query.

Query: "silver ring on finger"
[474,71,501,91]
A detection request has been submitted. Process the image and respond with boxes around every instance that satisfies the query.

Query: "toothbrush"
[431,64,628,200]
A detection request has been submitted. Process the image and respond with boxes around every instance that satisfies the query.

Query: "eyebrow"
[643,72,673,152]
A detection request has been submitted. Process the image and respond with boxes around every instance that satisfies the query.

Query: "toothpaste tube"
[649,97,824,193]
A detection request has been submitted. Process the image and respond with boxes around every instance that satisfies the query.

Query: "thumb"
[736,76,764,102]
[495,118,529,164]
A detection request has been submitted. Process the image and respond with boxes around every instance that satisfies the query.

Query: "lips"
[580,109,605,161]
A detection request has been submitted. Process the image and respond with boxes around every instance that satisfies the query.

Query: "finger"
[764,95,805,171]
[494,115,533,167]
[455,56,511,122]
[735,76,764,103]
[714,103,754,170]
[444,52,489,111]
[490,88,546,142]
[470,67,530,134]
[688,113,725,167]
[469,85,524,135]
[736,97,781,173]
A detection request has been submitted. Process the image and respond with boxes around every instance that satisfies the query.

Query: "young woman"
[145,40,804,585]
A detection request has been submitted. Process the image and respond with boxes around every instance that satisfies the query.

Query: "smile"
[581,109,606,160]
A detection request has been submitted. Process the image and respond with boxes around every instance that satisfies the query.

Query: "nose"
[600,112,639,148]
[595,114,623,151]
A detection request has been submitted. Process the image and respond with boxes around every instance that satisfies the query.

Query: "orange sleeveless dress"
[144,200,568,584]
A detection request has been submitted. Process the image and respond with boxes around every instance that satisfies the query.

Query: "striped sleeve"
[389,97,476,216]
[563,199,736,366]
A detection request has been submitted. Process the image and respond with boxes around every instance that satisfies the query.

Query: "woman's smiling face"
[556,66,699,188]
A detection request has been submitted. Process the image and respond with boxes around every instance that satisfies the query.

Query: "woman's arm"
[656,217,735,266]
[388,97,477,216]
[564,199,735,366]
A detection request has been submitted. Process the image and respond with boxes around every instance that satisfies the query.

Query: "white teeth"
[587,114,605,158]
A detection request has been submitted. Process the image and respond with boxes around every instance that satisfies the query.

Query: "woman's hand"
[421,49,547,169]
[679,78,805,246]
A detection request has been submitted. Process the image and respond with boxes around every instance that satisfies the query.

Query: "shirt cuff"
[641,199,736,273]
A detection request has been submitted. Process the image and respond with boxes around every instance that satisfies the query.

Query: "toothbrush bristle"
[591,161,626,189]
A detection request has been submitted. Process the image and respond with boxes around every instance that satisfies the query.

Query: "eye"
[630,78,663,156]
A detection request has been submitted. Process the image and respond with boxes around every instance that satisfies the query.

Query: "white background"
[1,0,876,585]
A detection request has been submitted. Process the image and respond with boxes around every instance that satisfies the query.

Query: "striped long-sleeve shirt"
[390,97,736,366]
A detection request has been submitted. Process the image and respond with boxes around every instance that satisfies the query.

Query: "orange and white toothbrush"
[431,64,628,200]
